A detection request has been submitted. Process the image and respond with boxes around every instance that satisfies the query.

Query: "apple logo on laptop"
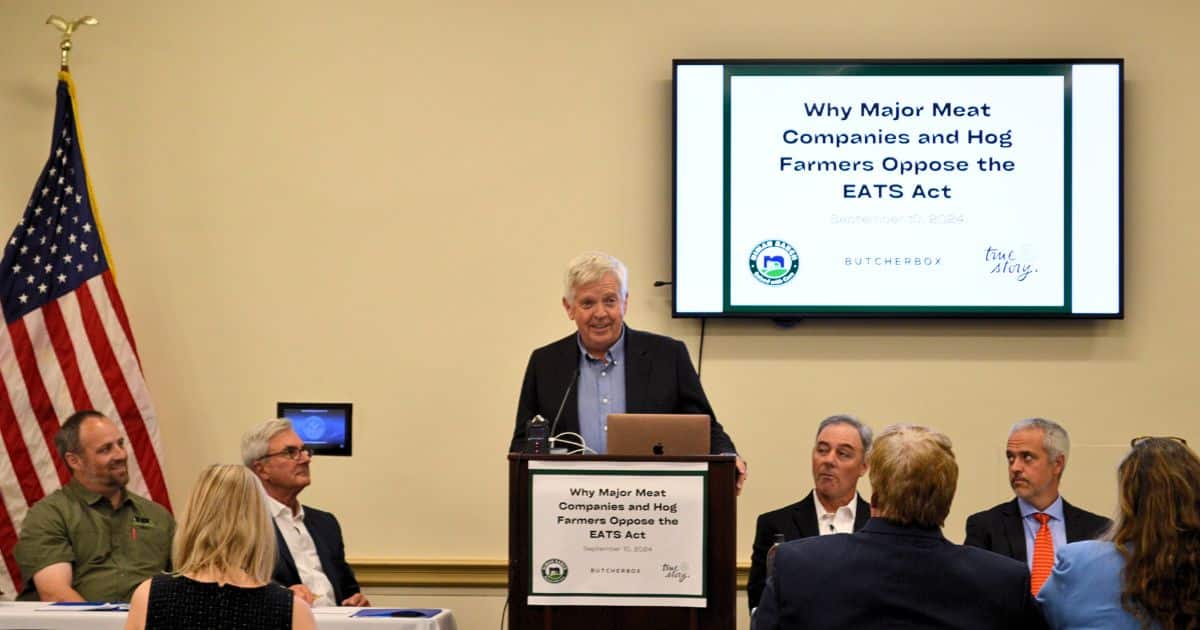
[652,442,665,456]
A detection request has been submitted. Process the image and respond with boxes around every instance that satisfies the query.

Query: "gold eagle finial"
[45,15,99,70]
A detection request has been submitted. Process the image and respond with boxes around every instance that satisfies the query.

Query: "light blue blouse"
[1036,540,1154,630]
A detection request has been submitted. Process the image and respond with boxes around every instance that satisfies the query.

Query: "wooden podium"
[507,453,737,630]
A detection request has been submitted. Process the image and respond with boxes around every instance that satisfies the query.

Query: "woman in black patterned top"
[124,464,315,630]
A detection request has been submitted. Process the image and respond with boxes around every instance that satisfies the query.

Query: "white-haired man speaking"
[509,251,746,492]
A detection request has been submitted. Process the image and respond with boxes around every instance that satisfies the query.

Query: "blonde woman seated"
[124,464,315,630]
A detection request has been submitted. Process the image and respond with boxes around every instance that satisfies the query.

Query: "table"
[0,602,457,629]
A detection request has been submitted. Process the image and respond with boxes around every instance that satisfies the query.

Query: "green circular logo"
[540,558,568,584]
[749,240,799,285]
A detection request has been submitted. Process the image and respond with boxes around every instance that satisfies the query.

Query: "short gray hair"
[241,418,295,467]
[563,251,628,304]
[815,414,873,455]
[1010,417,1070,463]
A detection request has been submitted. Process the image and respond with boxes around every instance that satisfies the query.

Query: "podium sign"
[528,460,708,607]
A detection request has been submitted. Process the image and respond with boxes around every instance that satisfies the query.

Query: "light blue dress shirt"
[575,329,626,454]
[1018,495,1067,570]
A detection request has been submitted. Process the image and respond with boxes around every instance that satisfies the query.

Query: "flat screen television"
[673,59,1123,318]
[276,402,352,456]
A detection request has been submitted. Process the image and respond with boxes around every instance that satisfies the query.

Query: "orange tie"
[1030,512,1054,594]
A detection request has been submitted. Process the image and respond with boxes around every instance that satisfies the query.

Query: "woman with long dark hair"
[1038,437,1200,629]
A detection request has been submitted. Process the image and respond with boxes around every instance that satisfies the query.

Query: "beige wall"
[2,1,1197,626]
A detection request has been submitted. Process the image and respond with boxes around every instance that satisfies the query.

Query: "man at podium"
[509,251,746,492]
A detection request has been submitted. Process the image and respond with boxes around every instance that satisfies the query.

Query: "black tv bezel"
[276,401,353,457]
[671,58,1125,320]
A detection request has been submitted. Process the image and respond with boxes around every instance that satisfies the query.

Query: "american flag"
[0,72,171,598]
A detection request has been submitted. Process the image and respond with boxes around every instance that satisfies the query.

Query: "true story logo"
[984,246,1036,281]
[661,563,691,583]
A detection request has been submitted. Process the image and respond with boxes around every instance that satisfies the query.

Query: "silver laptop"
[606,413,711,456]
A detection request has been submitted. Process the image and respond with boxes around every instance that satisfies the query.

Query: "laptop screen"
[606,413,711,456]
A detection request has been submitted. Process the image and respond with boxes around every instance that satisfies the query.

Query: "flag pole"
[43,15,118,277]
[45,15,99,72]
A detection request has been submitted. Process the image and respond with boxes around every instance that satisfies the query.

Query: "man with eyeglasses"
[242,418,369,607]
[964,417,1110,594]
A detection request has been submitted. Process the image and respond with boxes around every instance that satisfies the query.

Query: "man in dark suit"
[753,424,1047,630]
[965,418,1110,592]
[746,415,872,613]
[242,419,368,607]
[509,251,746,491]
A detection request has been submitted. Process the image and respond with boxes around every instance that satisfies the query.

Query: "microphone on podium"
[548,368,580,452]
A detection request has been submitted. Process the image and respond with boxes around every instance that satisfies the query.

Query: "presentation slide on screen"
[732,73,1066,308]
[674,63,1121,316]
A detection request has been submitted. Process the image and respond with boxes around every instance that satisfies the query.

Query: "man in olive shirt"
[14,410,174,602]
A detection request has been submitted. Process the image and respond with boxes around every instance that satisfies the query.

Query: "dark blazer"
[747,492,871,612]
[964,498,1111,564]
[752,518,1048,630]
[509,327,736,454]
[271,505,361,605]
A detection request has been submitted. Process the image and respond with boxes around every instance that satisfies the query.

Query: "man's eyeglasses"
[257,445,314,461]
[1130,436,1188,447]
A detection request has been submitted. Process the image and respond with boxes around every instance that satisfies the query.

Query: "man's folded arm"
[15,502,83,601]
[31,562,85,602]
[328,513,368,605]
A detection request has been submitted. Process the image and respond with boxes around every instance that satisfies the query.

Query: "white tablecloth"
[0,602,457,629]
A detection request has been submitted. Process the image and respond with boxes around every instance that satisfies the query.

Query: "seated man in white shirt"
[746,415,872,614]
[242,419,370,607]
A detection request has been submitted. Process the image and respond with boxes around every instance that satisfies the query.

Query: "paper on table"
[36,602,129,612]
[310,607,358,616]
